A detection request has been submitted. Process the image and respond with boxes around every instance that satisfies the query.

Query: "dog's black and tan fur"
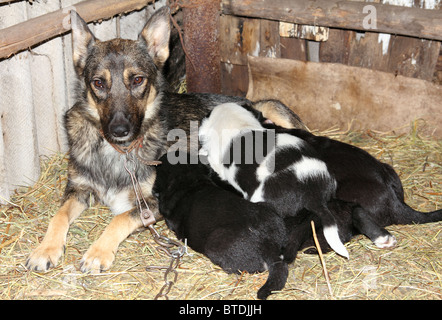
[25,7,302,273]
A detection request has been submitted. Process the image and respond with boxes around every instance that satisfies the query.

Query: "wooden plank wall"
[219,2,442,97]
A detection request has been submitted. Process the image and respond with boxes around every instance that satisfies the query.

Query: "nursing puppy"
[273,127,442,250]
[153,153,289,300]
[199,103,349,258]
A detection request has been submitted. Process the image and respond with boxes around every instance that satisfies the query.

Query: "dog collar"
[98,130,161,166]
[98,129,143,154]
[108,135,143,154]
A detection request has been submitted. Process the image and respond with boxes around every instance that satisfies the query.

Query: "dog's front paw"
[26,243,64,272]
[80,243,115,274]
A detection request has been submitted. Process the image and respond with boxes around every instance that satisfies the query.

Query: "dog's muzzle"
[109,111,131,139]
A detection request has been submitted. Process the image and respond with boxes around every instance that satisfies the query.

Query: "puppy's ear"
[138,6,171,68]
[70,10,96,75]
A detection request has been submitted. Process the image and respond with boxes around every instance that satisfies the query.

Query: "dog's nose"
[111,124,130,137]
[109,112,131,138]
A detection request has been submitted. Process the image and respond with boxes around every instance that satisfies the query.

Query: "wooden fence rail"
[222,0,442,41]
[0,0,155,59]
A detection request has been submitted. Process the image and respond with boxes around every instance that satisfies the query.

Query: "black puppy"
[153,153,289,300]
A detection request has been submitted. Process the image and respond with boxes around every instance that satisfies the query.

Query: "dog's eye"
[93,79,105,89]
[132,76,145,87]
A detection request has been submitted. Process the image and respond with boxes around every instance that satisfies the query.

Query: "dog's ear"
[70,10,95,75]
[138,7,171,68]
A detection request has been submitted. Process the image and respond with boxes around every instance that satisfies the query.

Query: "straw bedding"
[0,120,440,300]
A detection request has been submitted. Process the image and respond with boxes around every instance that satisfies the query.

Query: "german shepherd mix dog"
[25,7,302,273]
[153,153,289,300]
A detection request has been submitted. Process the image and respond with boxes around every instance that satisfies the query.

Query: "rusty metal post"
[183,0,221,93]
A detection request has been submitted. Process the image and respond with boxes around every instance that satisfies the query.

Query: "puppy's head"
[199,102,264,177]
[154,153,209,191]
[70,7,171,144]
[199,103,263,139]
[152,153,174,197]
[153,153,210,217]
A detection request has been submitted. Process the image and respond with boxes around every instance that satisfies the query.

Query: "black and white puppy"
[199,103,349,258]
[153,153,289,300]
[273,126,442,251]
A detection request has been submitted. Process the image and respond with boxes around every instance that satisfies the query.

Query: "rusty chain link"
[146,224,185,300]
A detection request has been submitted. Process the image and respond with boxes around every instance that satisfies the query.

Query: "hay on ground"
[0,120,441,300]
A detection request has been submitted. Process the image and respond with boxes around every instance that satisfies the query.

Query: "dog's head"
[70,7,171,144]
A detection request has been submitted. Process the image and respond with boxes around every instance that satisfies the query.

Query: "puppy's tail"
[257,259,289,300]
[384,162,442,225]
[394,204,442,225]
[316,206,349,259]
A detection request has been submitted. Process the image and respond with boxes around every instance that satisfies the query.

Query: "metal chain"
[147,224,185,300]
[124,152,156,227]
[123,151,185,300]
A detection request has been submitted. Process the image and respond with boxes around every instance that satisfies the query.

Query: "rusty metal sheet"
[183,0,221,93]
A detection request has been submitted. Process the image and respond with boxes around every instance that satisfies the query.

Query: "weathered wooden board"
[246,56,442,137]
[436,46,442,84]
[220,62,249,96]
[260,19,280,58]
[0,0,155,59]
[320,30,441,82]
[280,23,329,42]
[219,15,261,65]
[222,0,442,41]
[319,28,350,64]
[219,15,283,96]
[280,36,307,61]
[387,36,441,81]
[347,32,390,72]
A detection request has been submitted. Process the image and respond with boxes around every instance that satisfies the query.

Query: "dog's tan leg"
[26,197,87,271]
[80,209,144,273]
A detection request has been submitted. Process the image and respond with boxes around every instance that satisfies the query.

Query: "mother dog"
[26,7,302,273]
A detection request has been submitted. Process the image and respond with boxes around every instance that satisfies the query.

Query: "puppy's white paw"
[374,235,397,248]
